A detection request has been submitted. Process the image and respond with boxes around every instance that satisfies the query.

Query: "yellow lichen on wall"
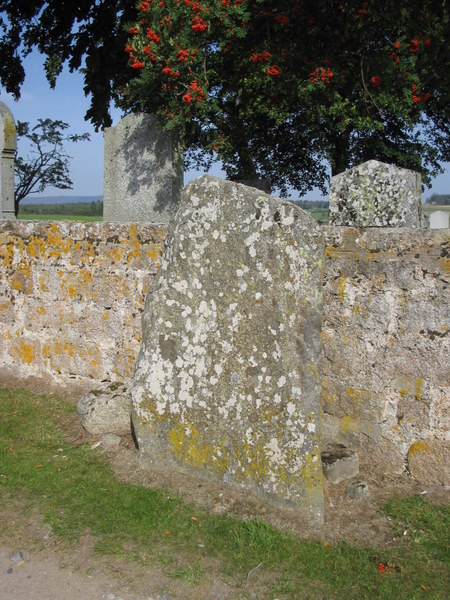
[339,415,361,434]
[408,440,430,456]
[0,221,166,387]
[14,340,37,365]
[337,275,346,301]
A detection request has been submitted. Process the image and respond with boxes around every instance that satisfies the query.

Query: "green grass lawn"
[18,213,102,222]
[0,387,448,598]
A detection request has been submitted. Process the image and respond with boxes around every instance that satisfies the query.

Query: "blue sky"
[1,51,448,201]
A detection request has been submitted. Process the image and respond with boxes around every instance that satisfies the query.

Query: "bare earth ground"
[1,375,449,599]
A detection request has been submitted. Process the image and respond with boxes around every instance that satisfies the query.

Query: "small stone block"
[322,443,360,484]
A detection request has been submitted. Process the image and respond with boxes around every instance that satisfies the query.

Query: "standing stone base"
[132,176,324,523]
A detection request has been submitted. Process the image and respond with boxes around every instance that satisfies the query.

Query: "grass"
[422,204,450,214]
[18,213,102,222]
[0,387,448,598]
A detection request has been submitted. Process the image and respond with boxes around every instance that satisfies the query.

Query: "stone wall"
[0,214,448,489]
[0,221,166,391]
[322,227,449,484]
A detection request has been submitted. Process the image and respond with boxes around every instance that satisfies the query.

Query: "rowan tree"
[1,1,449,195]
[123,0,450,193]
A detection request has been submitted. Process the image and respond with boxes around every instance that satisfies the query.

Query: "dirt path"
[1,544,150,600]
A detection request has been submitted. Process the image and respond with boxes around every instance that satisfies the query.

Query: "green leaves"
[1,1,448,193]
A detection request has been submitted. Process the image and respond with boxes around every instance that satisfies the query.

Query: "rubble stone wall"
[0,221,166,392]
[322,227,449,483]
[0,215,448,487]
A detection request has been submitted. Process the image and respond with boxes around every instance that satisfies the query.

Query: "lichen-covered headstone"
[103,113,183,223]
[329,160,425,227]
[0,102,17,220]
[132,176,324,522]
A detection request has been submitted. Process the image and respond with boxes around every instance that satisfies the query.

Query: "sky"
[1,51,449,201]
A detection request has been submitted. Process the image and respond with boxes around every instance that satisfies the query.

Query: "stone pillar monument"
[0,102,17,220]
[329,160,427,228]
[103,113,183,223]
[132,177,325,523]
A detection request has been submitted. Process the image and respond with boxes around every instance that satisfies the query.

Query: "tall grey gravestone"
[329,160,426,228]
[0,102,17,220]
[103,113,183,223]
[132,176,325,523]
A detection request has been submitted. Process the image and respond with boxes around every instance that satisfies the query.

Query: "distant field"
[307,208,329,224]
[423,204,450,214]
[17,204,444,225]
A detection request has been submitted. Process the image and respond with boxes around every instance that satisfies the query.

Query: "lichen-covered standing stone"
[132,176,324,522]
[329,160,426,227]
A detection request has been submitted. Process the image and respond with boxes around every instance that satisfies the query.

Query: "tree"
[14,118,90,216]
[0,1,139,130]
[123,0,450,193]
[1,1,449,196]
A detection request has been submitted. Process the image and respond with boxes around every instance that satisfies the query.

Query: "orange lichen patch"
[127,249,143,263]
[408,440,430,456]
[39,274,50,292]
[43,341,77,359]
[324,245,340,259]
[42,341,103,377]
[125,225,141,248]
[26,236,47,259]
[11,264,33,293]
[81,269,93,283]
[14,340,37,364]
[46,223,74,257]
[441,257,450,276]
[0,301,10,312]
[415,378,424,401]
[107,246,124,262]
[37,306,46,315]
[146,244,163,262]
[337,275,346,301]
[68,285,78,300]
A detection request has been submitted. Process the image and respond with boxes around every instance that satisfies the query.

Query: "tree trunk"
[329,130,351,177]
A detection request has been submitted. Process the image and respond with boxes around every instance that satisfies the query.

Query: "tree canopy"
[1,1,449,196]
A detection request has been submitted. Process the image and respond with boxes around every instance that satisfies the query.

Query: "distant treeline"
[20,200,103,216]
[290,199,329,209]
[425,194,450,205]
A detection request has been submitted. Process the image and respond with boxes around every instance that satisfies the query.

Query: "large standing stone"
[329,160,425,227]
[103,113,183,223]
[0,102,17,220]
[132,176,324,522]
